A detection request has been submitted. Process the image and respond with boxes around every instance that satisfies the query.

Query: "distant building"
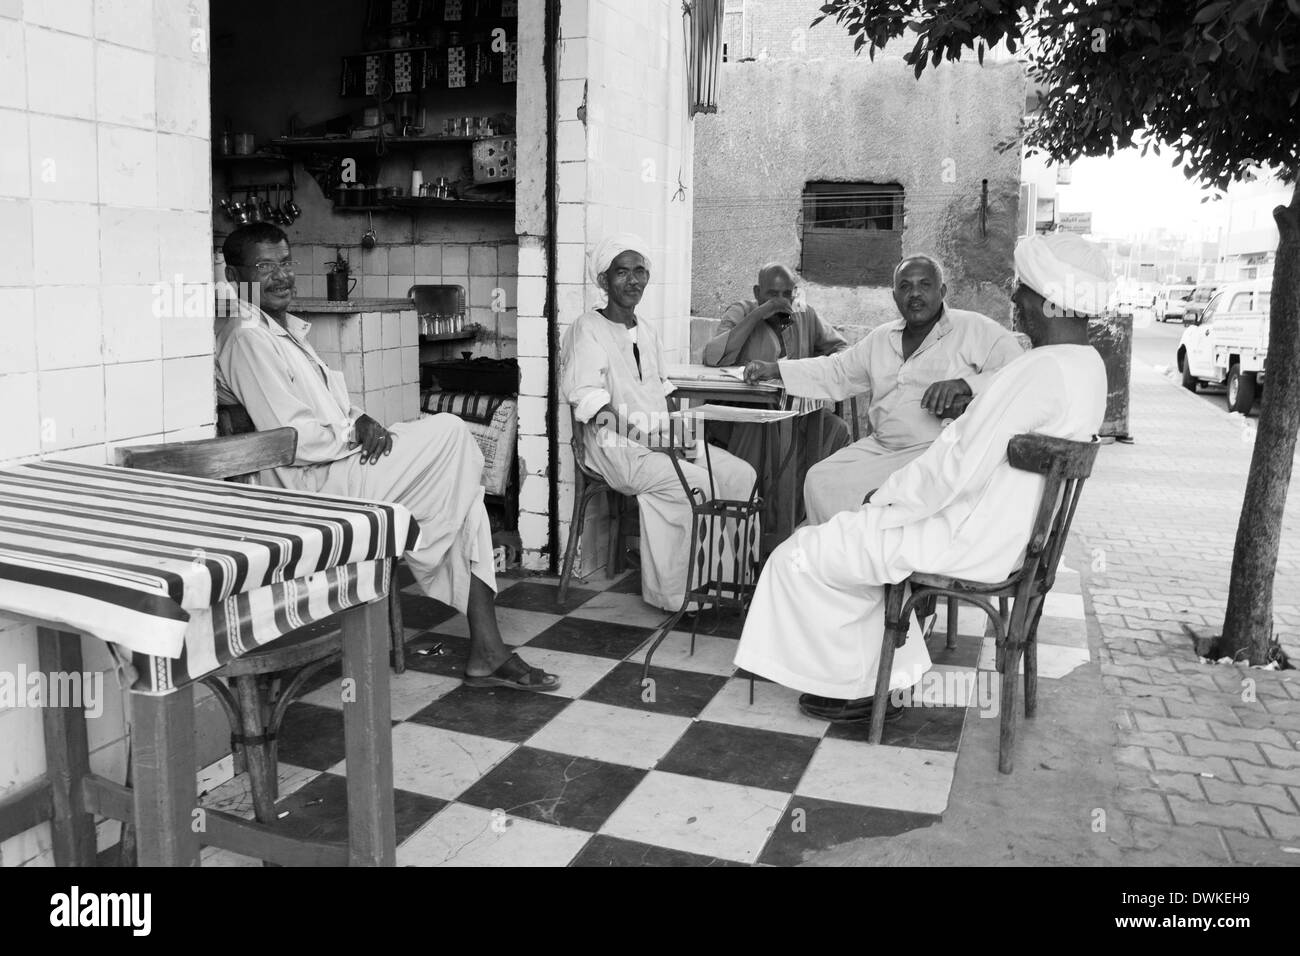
[1217,171,1291,283]
[691,0,1027,344]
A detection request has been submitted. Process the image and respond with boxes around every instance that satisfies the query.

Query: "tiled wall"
[513,0,696,571]
[305,309,422,427]
[0,0,214,867]
[255,240,520,362]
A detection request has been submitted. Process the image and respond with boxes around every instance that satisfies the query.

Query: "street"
[1128,308,1248,417]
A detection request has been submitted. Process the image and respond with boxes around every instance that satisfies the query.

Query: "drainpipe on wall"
[544,0,560,573]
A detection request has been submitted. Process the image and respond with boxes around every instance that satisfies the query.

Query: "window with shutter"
[800,182,904,286]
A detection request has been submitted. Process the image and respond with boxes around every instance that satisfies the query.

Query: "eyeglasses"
[248,259,297,277]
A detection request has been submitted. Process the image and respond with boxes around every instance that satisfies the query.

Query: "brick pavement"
[1071,362,1300,863]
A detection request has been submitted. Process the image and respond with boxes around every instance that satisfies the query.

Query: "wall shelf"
[420,323,482,342]
[272,135,491,151]
[385,196,513,211]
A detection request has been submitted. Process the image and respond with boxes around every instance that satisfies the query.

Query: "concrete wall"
[0,0,215,866]
[692,1,1026,336]
[516,0,696,573]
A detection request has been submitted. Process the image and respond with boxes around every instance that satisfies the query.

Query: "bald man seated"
[701,264,852,537]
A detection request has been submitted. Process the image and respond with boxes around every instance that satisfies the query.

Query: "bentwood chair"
[558,409,635,604]
[869,433,1100,774]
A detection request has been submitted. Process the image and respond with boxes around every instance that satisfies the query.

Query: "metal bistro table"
[667,364,807,555]
[0,461,419,866]
[639,401,801,681]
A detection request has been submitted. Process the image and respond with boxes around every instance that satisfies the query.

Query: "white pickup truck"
[1176,280,1271,414]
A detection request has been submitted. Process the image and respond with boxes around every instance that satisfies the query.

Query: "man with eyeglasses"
[214,223,560,693]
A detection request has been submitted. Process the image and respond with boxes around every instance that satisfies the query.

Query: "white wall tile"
[151,0,200,61]
[104,359,163,439]
[95,43,154,128]
[99,206,158,283]
[161,302,212,358]
[100,284,161,362]
[441,244,469,275]
[381,311,403,350]
[0,289,36,374]
[382,346,402,390]
[93,0,155,51]
[155,56,207,136]
[161,355,212,431]
[469,275,496,308]
[388,244,414,275]
[0,18,26,110]
[24,27,93,119]
[362,349,382,391]
[413,245,440,276]
[23,0,92,34]
[0,108,28,197]
[27,115,97,202]
[97,124,157,207]
[32,200,97,285]
[399,309,418,347]
[157,210,211,282]
[0,372,39,458]
[35,286,100,369]
[46,442,108,464]
[38,365,104,450]
[0,198,34,286]
[401,343,417,385]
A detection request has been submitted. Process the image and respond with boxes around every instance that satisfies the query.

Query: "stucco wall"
[692,49,1026,334]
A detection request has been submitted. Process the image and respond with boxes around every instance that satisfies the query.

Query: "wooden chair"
[115,428,401,849]
[868,433,1100,774]
[558,410,634,604]
[217,404,409,673]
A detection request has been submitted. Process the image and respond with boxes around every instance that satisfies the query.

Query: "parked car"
[1180,284,1219,325]
[1176,281,1271,413]
[1155,284,1197,323]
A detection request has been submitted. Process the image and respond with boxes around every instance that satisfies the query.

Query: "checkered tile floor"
[196,561,1091,866]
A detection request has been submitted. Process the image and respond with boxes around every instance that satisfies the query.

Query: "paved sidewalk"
[1075,363,1300,864]
[813,360,1300,866]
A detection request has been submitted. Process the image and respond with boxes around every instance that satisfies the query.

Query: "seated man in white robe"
[744,256,1024,524]
[215,223,558,692]
[559,234,758,612]
[734,233,1113,722]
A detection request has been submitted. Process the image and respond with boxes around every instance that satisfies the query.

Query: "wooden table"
[0,461,418,866]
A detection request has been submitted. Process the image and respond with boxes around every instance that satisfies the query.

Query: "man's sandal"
[463,653,561,693]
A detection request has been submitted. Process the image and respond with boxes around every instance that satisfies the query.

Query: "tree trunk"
[1219,179,1300,665]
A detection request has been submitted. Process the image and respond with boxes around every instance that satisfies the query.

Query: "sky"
[1054,149,1227,242]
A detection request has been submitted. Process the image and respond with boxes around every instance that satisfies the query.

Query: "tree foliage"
[812,0,1300,188]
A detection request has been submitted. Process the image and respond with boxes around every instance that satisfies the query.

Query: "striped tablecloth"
[0,461,420,695]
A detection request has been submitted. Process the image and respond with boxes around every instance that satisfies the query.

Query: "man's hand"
[759,297,794,319]
[353,414,393,465]
[744,360,782,384]
[921,378,972,416]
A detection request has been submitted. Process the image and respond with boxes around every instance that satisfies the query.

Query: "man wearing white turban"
[734,233,1111,723]
[560,234,758,611]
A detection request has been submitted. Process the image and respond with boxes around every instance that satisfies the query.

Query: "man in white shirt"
[215,223,558,693]
[744,256,1024,524]
[735,233,1113,722]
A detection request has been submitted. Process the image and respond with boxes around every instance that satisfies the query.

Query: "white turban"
[588,233,652,287]
[1014,232,1114,317]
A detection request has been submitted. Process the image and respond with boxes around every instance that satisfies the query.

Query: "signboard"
[1058,211,1093,234]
